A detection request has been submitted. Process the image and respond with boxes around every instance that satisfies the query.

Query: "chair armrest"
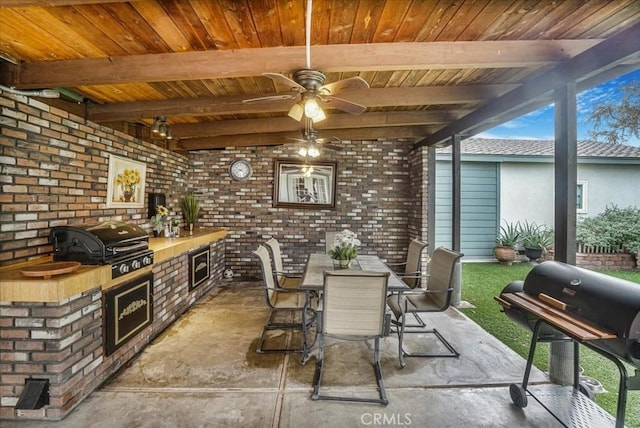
[385,262,407,267]
[275,271,302,278]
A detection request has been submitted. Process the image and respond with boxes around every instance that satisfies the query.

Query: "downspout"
[0,84,85,104]
[0,84,60,98]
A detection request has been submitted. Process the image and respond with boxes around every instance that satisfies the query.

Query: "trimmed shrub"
[577,205,640,254]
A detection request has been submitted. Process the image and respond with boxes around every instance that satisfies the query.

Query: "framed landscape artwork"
[106,154,147,208]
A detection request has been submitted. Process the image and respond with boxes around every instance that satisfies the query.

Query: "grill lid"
[51,221,149,264]
[80,221,147,247]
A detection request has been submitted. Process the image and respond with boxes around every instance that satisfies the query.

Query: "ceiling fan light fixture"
[288,102,304,121]
[307,146,320,158]
[304,97,322,119]
[298,146,308,157]
[310,107,326,123]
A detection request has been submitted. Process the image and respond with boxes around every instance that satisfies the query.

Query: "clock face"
[230,160,252,181]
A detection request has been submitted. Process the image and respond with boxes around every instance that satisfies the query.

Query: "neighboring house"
[435,138,640,259]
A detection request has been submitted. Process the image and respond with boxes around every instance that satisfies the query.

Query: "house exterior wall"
[500,162,555,226]
[499,161,640,228]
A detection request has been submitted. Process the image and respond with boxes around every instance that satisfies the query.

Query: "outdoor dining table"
[300,253,409,292]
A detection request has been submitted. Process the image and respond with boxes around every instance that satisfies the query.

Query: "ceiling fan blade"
[286,137,307,143]
[322,143,344,151]
[264,73,306,92]
[320,96,367,115]
[317,136,341,143]
[319,76,369,95]
[242,94,297,104]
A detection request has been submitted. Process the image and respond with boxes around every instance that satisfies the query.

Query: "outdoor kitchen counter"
[149,227,226,263]
[0,228,227,303]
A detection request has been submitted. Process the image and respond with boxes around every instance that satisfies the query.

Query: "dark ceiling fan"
[288,118,344,157]
[243,0,369,123]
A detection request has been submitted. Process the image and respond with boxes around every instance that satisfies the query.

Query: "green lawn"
[459,262,640,427]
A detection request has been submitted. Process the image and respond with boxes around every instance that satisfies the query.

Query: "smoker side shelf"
[525,385,617,428]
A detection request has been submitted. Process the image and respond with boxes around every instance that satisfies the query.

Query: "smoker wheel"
[509,383,528,408]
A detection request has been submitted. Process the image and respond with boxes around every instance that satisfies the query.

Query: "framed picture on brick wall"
[274,159,336,209]
[106,154,147,208]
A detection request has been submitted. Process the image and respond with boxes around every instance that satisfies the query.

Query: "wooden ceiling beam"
[0,1,130,6]
[0,40,600,89]
[174,126,433,151]
[417,22,640,148]
[88,85,512,122]
[170,111,468,138]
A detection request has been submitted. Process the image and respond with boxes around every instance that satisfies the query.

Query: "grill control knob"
[119,264,130,274]
[142,256,153,266]
[131,260,141,270]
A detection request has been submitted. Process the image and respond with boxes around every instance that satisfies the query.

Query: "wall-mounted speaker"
[148,193,166,218]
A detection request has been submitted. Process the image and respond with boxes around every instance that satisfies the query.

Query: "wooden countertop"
[0,228,227,303]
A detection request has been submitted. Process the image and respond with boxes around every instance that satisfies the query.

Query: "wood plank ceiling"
[1,0,639,152]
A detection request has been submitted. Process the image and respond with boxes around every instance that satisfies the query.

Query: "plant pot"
[333,259,353,269]
[524,246,543,262]
[495,246,517,266]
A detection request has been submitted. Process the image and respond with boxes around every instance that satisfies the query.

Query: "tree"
[588,79,640,145]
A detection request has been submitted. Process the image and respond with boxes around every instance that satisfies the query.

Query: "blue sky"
[477,69,640,146]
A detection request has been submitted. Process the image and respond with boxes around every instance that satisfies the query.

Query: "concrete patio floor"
[5,280,566,427]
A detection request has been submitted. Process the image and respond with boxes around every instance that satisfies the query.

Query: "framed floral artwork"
[106,154,147,208]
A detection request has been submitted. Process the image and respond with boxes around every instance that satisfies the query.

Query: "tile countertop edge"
[0,228,227,303]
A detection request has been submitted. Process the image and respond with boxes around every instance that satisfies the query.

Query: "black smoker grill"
[495,261,640,428]
[51,221,153,279]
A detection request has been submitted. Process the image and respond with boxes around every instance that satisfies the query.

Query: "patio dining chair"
[325,231,339,254]
[253,245,315,362]
[386,239,428,328]
[265,238,301,289]
[311,271,391,405]
[387,246,463,368]
[385,238,428,289]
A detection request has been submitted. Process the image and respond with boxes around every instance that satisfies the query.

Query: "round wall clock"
[229,159,253,181]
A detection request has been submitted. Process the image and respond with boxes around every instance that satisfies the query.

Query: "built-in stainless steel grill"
[51,221,153,279]
[495,261,640,428]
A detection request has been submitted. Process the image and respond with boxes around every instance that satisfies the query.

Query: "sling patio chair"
[253,245,316,363]
[324,231,339,254]
[386,239,428,328]
[311,270,391,405]
[387,246,463,368]
[385,238,428,289]
[265,238,302,289]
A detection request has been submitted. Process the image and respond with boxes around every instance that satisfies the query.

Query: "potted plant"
[520,221,553,262]
[328,229,361,268]
[179,193,201,235]
[494,221,520,265]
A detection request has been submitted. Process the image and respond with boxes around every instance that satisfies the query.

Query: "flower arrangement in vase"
[150,205,169,236]
[115,168,141,202]
[328,229,361,268]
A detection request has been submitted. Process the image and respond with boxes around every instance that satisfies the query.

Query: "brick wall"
[0,240,225,420]
[544,249,638,269]
[189,140,419,279]
[0,90,190,266]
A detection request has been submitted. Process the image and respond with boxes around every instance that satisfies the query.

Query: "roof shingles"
[437,138,640,158]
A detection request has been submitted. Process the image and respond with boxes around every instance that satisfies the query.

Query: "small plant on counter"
[180,193,201,226]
